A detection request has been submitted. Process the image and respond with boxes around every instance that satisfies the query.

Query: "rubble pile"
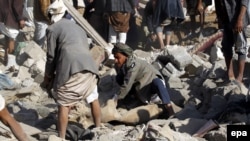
[1,1,250,140]
[1,29,250,141]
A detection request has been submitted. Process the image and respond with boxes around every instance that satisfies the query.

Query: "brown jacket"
[33,0,51,22]
[0,0,24,29]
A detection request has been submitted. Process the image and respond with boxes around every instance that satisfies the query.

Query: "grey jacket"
[116,55,163,103]
[45,18,99,89]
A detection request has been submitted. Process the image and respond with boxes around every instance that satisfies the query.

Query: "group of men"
[0,0,250,141]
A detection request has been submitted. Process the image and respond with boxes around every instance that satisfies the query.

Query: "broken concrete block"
[152,60,164,71]
[6,54,19,70]
[90,45,106,66]
[22,41,46,61]
[21,78,34,87]
[134,49,154,64]
[197,52,210,62]
[29,58,46,79]
[34,73,44,84]
[208,62,226,79]
[203,62,213,69]
[192,54,205,65]
[166,76,183,89]
[210,45,224,63]
[202,79,217,89]
[166,45,193,70]
[34,58,46,74]
[185,60,202,75]
[163,63,185,77]
[161,67,172,77]
[17,66,31,80]
[23,58,35,68]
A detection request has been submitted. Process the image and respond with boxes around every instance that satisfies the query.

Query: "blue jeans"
[151,78,171,104]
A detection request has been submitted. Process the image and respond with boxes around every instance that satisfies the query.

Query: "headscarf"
[112,43,133,57]
[47,0,67,23]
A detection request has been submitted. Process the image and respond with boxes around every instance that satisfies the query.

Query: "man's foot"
[165,104,175,117]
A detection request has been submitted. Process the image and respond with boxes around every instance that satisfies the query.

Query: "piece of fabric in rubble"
[66,122,94,141]
[0,73,19,90]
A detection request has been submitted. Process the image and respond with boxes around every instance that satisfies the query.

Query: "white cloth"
[0,23,19,39]
[55,71,98,106]
[47,0,67,23]
[108,25,127,44]
[34,20,48,46]
[86,85,98,103]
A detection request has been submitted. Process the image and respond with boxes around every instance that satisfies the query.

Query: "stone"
[22,41,46,61]
[17,66,32,80]
[23,58,35,68]
[166,45,193,70]
[197,52,210,62]
[151,60,164,71]
[210,45,224,63]
[163,63,185,77]
[167,76,183,89]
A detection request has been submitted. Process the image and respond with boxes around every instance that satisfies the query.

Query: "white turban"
[47,0,67,23]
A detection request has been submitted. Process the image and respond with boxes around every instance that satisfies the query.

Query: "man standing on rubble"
[33,0,52,48]
[215,0,249,89]
[112,43,175,117]
[0,0,26,65]
[42,0,101,140]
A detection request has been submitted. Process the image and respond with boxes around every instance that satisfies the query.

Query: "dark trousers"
[151,78,171,104]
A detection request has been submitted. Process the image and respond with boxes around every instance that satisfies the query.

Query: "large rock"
[165,45,193,70]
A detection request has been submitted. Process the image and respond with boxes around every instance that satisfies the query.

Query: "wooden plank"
[62,0,112,55]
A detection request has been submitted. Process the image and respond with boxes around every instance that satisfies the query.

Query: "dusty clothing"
[116,55,164,103]
[215,0,249,27]
[45,18,99,89]
[143,0,155,33]
[109,12,131,32]
[105,0,135,13]
[0,0,24,29]
[33,0,51,22]
[55,71,98,106]
[217,0,249,58]
[0,23,19,39]
[153,0,185,26]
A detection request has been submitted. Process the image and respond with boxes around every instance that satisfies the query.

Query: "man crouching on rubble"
[41,0,101,140]
[112,43,175,117]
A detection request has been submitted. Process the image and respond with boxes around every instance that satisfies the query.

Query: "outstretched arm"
[0,107,29,141]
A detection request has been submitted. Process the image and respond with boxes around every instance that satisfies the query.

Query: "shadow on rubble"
[217,97,250,124]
